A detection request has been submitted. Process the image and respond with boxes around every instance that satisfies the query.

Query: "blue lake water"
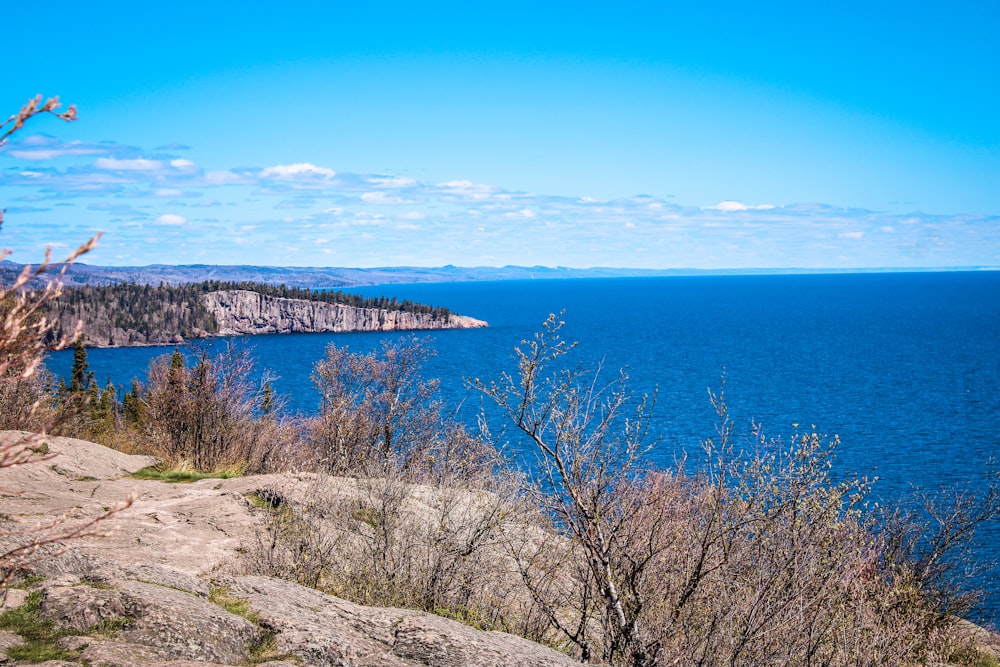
[46,271,1000,623]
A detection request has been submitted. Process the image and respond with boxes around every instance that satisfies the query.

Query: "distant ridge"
[0,261,992,290]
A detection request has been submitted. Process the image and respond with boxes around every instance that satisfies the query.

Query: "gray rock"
[0,590,28,611]
[202,290,487,336]
[74,639,167,666]
[0,630,23,657]
[0,431,579,667]
[39,580,260,664]
[223,576,580,667]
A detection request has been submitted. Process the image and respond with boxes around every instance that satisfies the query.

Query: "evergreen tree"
[122,378,146,428]
[70,339,94,393]
[260,380,275,416]
[168,349,186,387]
[84,379,118,441]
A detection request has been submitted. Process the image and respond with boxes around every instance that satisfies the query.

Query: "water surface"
[47,272,1000,622]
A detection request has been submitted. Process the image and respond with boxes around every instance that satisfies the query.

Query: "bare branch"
[0,94,77,148]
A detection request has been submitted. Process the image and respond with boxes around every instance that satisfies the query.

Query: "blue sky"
[1,1,997,269]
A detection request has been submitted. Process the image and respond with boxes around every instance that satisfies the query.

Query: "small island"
[40,281,487,348]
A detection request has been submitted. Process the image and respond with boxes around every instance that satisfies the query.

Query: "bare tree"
[241,467,526,632]
[309,335,497,485]
[474,313,665,666]
[245,336,526,633]
[1,95,132,590]
[309,336,441,476]
[477,316,1000,666]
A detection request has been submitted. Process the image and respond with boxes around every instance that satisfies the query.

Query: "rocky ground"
[0,432,580,667]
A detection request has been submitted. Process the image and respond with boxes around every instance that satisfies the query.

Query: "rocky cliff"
[201,290,487,336]
[0,432,578,666]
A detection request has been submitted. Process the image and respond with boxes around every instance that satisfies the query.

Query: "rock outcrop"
[0,432,578,666]
[201,290,488,336]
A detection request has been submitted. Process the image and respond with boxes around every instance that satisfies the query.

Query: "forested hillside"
[39,281,454,347]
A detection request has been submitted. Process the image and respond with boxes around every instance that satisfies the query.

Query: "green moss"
[88,615,131,638]
[432,603,504,632]
[130,466,239,483]
[246,493,269,509]
[6,641,78,662]
[208,584,258,623]
[6,574,45,589]
[0,591,79,663]
[246,489,284,510]
[949,645,1000,667]
[247,630,278,661]
[1,591,51,637]
[352,506,379,528]
[207,584,298,664]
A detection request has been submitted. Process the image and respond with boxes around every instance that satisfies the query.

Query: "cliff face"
[201,289,487,336]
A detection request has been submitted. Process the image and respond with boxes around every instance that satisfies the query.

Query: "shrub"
[120,344,299,473]
[308,335,499,485]
[476,315,1000,666]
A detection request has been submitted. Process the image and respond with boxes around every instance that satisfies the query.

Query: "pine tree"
[122,378,146,428]
[260,381,275,416]
[70,339,94,393]
[84,379,118,442]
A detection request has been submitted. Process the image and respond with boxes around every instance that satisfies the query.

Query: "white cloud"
[436,179,498,200]
[260,163,336,179]
[203,170,247,185]
[367,175,417,188]
[360,191,413,205]
[275,197,317,209]
[350,212,387,226]
[156,213,186,226]
[3,135,111,160]
[704,200,776,212]
[94,157,162,171]
[8,131,996,268]
[8,148,80,160]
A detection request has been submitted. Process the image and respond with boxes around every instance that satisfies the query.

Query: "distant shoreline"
[2,260,995,291]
